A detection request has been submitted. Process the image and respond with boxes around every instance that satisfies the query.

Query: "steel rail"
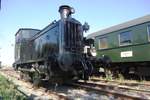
[88,79,150,93]
[69,81,150,100]
[91,78,150,86]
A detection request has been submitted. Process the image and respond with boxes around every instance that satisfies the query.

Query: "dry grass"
[0,74,26,100]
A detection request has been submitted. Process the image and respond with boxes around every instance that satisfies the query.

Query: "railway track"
[90,77,150,92]
[1,68,150,100]
[68,80,150,100]
[91,77,150,86]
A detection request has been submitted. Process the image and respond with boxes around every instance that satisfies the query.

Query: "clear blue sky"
[0,0,150,65]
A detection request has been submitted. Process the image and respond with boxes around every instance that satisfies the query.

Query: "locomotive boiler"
[13,5,93,84]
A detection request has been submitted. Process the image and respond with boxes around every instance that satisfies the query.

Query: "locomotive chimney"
[59,5,75,20]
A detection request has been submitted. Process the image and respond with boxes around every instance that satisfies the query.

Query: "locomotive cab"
[14,29,40,67]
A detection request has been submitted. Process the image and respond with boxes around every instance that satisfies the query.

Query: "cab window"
[98,37,108,49]
[119,31,132,46]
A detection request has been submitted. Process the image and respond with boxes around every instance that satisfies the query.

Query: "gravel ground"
[0,68,113,100]
[67,89,112,100]
[0,68,150,100]
[47,84,113,100]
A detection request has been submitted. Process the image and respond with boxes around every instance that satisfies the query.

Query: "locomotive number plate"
[120,51,133,57]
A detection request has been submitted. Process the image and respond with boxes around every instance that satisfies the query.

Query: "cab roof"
[15,28,40,36]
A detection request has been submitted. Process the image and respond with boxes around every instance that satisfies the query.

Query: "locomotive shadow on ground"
[31,80,101,99]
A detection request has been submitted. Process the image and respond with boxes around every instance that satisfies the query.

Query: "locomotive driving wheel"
[44,61,51,80]
[32,71,41,87]
[20,71,32,82]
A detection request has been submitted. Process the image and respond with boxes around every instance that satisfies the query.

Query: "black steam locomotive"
[13,5,96,83]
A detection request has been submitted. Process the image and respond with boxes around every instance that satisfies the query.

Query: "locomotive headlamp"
[90,47,97,57]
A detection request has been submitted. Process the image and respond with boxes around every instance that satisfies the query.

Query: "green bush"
[0,75,26,100]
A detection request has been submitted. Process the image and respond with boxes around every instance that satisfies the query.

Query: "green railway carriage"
[87,15,150,77]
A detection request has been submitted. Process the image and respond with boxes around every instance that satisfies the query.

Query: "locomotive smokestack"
[59,5,75,20]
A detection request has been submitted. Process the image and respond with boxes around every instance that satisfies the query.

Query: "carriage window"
[119,31,132,46]
[98,37,108,49]
[148,25,150,41]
